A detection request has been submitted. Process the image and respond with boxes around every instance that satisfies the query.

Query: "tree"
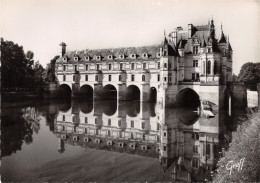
[1,39,45,90]
[237,62,260,89]
[42,55,59,83]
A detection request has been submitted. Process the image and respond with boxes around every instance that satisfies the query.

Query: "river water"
[1,99,250,182]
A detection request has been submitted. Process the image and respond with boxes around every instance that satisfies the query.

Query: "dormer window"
[96,55,101,60]
[142,53,148,59]
[108,55,113,60]
[131,54,136,59]
[119,54,124,59]
[193,46,199,54]
[85,56,89,61]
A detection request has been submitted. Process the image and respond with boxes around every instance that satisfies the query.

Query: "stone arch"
[177,88,200,107]
[126,85,141,101]
[57,84,72,98]
[102,84,117,100]
[79,84,93,100]
[150,87,157,102]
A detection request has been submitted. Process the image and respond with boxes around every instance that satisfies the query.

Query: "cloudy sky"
[0,0,259,74]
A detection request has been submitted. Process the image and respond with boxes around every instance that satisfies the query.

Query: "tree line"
[1,39,58,91]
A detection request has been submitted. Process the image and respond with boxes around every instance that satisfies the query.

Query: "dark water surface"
[1,99,248,182]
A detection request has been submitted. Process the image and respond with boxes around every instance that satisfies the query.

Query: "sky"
[0,0,259,74]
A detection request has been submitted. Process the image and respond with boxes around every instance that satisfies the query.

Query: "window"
[158,74,160,81]
[120,63,123,70]
[207,61,211,74]
[86,64,88,70]
[63,65,66,71]
[196,73,200,80]
[131,75,134,81]
[96,130,99,135]
[72,116,76,122]
[131,63,135,70]
[164,77,167,82]
[74,57,78,61]
[169,76,172,82]
[95,75,98,81]
[118,120,121,127]
[73,75,75,81]
[108,64,111,70]
[85,128,87,133]
[109,75,111,81]
[157,123,160,130]
[193,46,199,54]
[208,48,211,53]
[163,145,167,151]
[193,145,198,153]
[85,117,88,123]
[169,63,172,69]
[95,118,98,124]
[214,61,217,75]
[108,119,111,126]
[143,134,145,140]
[206,143,210,155]
[62,125,65,131]
[131,120,134,128]
[63,75,66,81]
[142,122,145,129]
[131,132,134,139]
[74,65,77,71]
[193,60,198,67]
[119,75,122,81]
[164,132,167,137]
[192,73,195,80]
[63,115,65,121]
[108,130,111,137]
[97,64,100,70]
[85,75,88,81]
[119,132,122,138]
[164,63,167,68]
[142,75,145,81]
[158,62,160,69]
[143,63,146,69]
[192,158,199,168]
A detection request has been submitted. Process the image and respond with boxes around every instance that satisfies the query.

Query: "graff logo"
[226,158,245,175]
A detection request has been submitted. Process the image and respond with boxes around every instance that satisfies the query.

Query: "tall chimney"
[59,42,67,57]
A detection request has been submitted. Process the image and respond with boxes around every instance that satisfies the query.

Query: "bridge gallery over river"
[45,19,260,109]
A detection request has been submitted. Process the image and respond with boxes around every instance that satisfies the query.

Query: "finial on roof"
[164,29,166,37]
[221,23,223,30]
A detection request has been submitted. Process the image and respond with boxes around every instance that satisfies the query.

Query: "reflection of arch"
[103,100,117,116]
[125,101,140,117]
[178,88,200,107]
[150,87,157,102]
[126,85,140,101]
[58,100,71,113]
[177,107,200,125]
[79,100,93,114]
[57,84,71,98]
[79,84,93,100]
[103,84,117,100]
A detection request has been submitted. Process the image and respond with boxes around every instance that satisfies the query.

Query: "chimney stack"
[59,42,67,57]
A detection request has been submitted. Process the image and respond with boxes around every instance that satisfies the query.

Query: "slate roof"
[218,30,227,43]
[57,45,162,62]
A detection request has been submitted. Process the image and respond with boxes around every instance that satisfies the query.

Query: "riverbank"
[213,110,260,182]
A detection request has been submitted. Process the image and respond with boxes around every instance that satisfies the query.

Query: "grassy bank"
[213,110,260,182]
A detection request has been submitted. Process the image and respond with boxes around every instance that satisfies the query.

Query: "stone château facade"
[55,19,233,107]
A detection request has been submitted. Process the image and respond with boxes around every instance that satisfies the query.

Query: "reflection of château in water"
[54,100,221,181]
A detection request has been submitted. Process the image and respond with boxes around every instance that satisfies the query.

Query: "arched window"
[119,75,122,81]
[207,61,211,74]
[214,61,217,75]
[95,75,98,81]
[142,75,145,81]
